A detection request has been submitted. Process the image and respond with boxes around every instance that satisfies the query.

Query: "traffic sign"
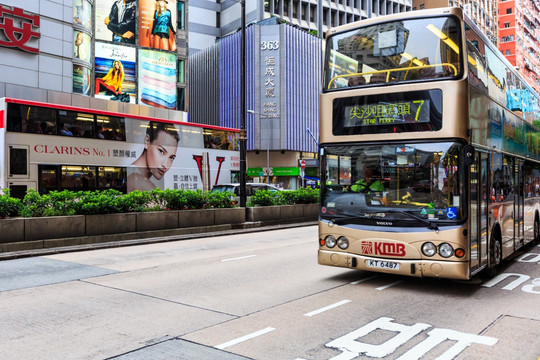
[300,160,306,170]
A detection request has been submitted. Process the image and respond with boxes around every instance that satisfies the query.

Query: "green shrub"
[0,189,21,218]
[74,189,125,215]
[204,191,235,208]
[293,187,319,204]
[249,190,283,206]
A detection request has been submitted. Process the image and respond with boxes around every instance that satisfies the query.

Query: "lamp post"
[239,0,247,207]
[247,110,270,185]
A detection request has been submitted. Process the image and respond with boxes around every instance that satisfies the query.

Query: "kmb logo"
[361,241,406,257]
[0,5,40,54]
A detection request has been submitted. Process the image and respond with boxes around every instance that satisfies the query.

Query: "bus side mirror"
[463,145,475,166]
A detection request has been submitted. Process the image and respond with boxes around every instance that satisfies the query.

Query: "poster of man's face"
[95,0,137,44]
[138,0,177,51]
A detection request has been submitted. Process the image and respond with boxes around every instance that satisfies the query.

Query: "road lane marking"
[215,327,275,349]
[350,275,378,285]
[304,300,351,317]
[376,280,404,291]
[221,255,257,262]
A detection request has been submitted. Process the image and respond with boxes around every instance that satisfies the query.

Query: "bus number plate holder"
[367,260,400,270]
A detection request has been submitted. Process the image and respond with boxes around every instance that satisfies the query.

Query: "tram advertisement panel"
[5,123,239,193]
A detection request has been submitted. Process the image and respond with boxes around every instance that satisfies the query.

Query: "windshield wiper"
[325,212,386,225]
[389,210,439,231]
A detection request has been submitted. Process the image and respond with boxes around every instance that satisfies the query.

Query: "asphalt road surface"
[1,225,539,359]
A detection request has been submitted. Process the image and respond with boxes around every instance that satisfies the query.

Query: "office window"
[504,22,510,28]
[506,49,511,55]
[506,8,512,14]
[178,1,185,30]
[178,59,185,83]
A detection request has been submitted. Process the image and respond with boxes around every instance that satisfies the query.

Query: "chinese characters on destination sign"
[344,99,429,127]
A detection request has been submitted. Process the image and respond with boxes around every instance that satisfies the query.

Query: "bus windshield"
[321,141,464,226]
[324,15,462,90]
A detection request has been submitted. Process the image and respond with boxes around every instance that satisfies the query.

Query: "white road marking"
[376,280,404,291]
[215,327,276,350]
[221,255,257,262]
[304,300,352,317]
[350,275,378,285]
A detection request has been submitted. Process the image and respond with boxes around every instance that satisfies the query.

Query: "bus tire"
[486,234,502,278]
[534,214,540,244]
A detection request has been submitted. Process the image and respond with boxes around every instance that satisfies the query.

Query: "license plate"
[367,259,400,270]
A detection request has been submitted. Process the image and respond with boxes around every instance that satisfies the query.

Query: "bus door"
[514,160,524,249]
[7,145,35,198]
[470,151,490,275]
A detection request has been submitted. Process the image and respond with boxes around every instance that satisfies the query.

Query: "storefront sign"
[0,5,40,54]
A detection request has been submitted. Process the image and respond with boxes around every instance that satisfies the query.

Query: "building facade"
[0,0,188,112]
[498,0,540,94]
[189,0,413,188]
[412,0,498,44]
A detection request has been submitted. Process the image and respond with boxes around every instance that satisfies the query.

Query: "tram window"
[7,104,57,134]
[61,166,96,190]
[9,147,27,175]
[98,167,127,192]
[58,111,94,137]
[97,115,125,141]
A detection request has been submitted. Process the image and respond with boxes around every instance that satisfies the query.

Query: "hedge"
[0,187,319,218]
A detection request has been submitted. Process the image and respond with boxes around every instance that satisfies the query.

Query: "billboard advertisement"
[73,0,92,29]
[138,0,177,51]
[138,49,177,109]
[95,0,137,44]
[73,30,91,63]
[95,42,136,103]
[73,65,91,95]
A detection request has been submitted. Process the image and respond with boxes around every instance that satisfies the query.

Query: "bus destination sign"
[344,99,430,127]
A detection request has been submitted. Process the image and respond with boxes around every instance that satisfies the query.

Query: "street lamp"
[247,109,270,185]
[239,0,247,207]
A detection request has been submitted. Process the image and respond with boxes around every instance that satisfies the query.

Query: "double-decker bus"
[0,98,240,197]
[318,7,540,280]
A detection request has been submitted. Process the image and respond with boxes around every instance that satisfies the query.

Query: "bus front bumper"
[318,249,470,280]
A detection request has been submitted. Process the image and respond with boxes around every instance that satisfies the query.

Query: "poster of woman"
[138,49,177,109]
[127,121,180,192]
[94,42,136,103]
[138,0,177,51]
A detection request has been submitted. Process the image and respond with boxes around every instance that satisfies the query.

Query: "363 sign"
[0,5,40,54]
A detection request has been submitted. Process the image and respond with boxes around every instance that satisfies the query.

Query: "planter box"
[0,218,25,243]
[86,213,136,236]
[178,209,215,228]
[280,205,304,220]
[136,211,179,232]
[213,208,245,225]
[25,215,85,241]
[247,206,281,222]
[303,203,319,219]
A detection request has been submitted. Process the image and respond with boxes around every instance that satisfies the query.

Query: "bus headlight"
[337,236,349,250]
[439,243,454,258]
[422,242,437,257]
[325,235,337,248]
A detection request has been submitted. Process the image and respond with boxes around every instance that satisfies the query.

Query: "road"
[1,225,539,359]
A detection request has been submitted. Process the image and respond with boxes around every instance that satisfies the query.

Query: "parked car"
[211,183,281,197]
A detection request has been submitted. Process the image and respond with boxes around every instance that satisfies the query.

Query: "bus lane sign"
[324,317,497,359]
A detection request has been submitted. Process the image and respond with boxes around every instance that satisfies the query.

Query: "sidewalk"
[0,221,317,261]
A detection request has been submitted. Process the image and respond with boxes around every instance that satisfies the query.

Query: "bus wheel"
[535,216,540,244]
[487,235,502,277]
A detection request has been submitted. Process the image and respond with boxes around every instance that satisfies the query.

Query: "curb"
[0,221,317,261]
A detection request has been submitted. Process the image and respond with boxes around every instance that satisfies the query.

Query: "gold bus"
[318,7,540,280]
